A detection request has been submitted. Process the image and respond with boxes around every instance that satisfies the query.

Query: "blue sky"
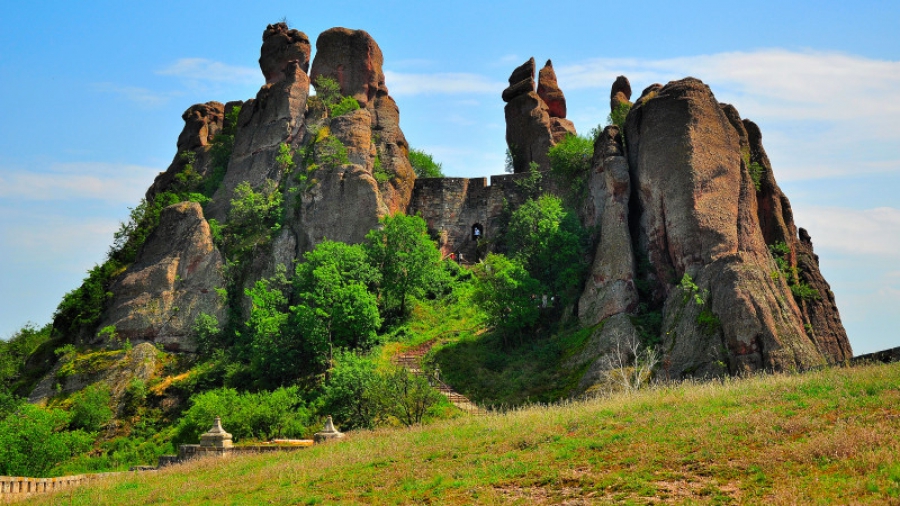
[1,1,898,354]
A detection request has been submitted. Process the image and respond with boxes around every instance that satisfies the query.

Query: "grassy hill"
[27,361,900,505]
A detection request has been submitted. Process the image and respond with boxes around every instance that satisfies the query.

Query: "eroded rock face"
[578,126,637,326]
[205,60,310,222]
[503,58,575,173]
[309,27,384,108]
[99,202,226,352]
[260,22,311,83]
[146,102,226,201]
[623,77,844,376]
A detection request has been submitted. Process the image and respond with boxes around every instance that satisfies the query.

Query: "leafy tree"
[319,350,382,430]
[408,148,445,178]
[608,101,632,129]
[505,195,588,300]
[0,322,51,395]
[330,96,361,117]
[293,241,382,373]
[312,76,342,111]
[365,214,442,317]
[471,253,541,342]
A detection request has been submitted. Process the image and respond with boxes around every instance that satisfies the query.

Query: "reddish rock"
[537,60,566,118]
[99,202,226,352]
[504,58,575,173]
[796,228,852,361]
[259,22,312,84]
[309,27,384,108]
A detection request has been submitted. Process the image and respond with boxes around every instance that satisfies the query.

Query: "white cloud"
[793,206,900,257]
[157,58,259,85]
[384,70,505,96]
[0,162,161,204]
[92,82,180,107]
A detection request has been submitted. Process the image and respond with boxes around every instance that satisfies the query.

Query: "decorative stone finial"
[313,415,345,443]
[200,416,233,449]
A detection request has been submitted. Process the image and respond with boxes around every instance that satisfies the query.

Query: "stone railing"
[0,473,119,501]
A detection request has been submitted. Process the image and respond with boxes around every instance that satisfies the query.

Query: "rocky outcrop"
[503,58,575,173]
[622,77,846,377]
[259,22,311,84]
[98,202,226,352]
[796,228,852,361]
[309,27,384,108]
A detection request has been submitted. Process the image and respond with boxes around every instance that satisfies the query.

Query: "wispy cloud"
[384,71,505,96]
[793,206,900,257]
[0,162,161,204]
[558,50,900,124]
[156,58,259,85]
[92,83,181,107]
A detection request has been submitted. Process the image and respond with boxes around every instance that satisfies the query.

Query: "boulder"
[537,60,567,118]
[309,27,384,108]
[501,58,536,103]
[625,77,826,377]
[259,22,312,83]
[99,202,226,352]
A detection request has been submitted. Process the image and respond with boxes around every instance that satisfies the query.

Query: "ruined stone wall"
[407,172,560,262]
[0,473,121,501]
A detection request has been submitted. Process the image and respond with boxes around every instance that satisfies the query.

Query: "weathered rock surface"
[146,101,225,201]
[537,60,566,119]
[796,228,852,361]
[624,77,843,376]
[309,27,384,108]
[99,202,226,352]
[503,58,575,173]
[205,60,309,222]
[259,22,311,83]
[578,125,637,326]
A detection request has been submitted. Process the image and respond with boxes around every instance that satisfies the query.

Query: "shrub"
[470,253,541,343]
[0,403,93,476]
[748,162,765,191]
[608,101,632,129]
[548,134,593,196]
[330,96,361,117]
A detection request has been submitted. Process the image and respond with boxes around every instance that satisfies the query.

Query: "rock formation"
[259,22,311,83]
[98,202,226,352]
[610,75,632,112]
[502,58,575,173]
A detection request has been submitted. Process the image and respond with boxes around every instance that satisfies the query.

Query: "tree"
[319,350,382,430]
[293,241,382,373]
[0,404,93,476]
[408,149,445,178]
[365,214,442,317]
[471,253,541,342]
[505,195,588,301]
[373,366,443,426]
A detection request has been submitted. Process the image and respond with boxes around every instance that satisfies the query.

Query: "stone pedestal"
[313,416,345,443]
[200,416,233,449]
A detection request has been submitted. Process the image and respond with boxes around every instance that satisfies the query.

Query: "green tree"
[471,253,541,342]
[319,350,382,430]
[408,148,445,178]
[365,214,442,317]
[372,366,443,426]
[505,195,588,300]
[548,133,593,196]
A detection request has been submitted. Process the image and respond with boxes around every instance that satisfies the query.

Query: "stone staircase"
[392,340,486,415]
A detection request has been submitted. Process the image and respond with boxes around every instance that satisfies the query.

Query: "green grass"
[27,361,900,505]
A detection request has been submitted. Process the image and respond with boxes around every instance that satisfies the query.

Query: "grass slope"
[28,362,900,505]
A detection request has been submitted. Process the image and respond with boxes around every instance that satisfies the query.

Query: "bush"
[408,149,445,178]
[608,101,632,129]
[0,403,93,476]
[548,134,593,196]
[748,162,765,191]
[470,253,541,342]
